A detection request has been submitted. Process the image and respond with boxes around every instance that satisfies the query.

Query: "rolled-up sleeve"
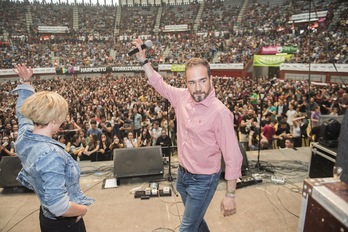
[215,109,243,180]
[12,84,35,132]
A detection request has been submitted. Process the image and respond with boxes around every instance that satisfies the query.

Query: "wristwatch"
[226,190,236,198]
[140,59,149,66]
[20,78,31,84]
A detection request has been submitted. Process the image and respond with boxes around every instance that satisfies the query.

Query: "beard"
[191,86,211,102]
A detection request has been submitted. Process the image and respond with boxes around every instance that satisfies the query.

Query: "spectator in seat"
[262,120,276,148]
[124,132,138,148]
[99,133,113,160]
[274,120,292,148]
[70,134,85,161]
[109,135,124,151]
[150,121,162,146]
[84,134,100,161]
[137,127,152,147]
[156,129,172,157]
[87,119,102,140]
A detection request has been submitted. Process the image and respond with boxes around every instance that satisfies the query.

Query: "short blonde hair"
[20,91,68,126]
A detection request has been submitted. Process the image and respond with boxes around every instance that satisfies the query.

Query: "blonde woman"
[13,64,94,232]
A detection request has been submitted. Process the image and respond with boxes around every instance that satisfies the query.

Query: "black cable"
[2,208,39,232]
[264,185,289,229]
[152,227,175,232]
[276,186,300,218]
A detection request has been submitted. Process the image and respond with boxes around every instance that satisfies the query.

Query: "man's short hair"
[280,119,288,125]
[185,58,211,77]
[265,112,272,118]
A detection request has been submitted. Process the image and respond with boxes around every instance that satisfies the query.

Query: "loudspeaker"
[113,146,164,179]
[309,143,337,178]
[318,118,341,147]
[0,156,22,188]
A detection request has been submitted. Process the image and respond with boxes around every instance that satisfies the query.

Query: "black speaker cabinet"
[0,156,22,188]
[309,143,337,178]
[113,146,164,179]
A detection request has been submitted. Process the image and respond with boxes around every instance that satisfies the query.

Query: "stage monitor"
[113,146,164,179]
[318,117,341,148]
[0,156,22,188]
[318,115,344,126]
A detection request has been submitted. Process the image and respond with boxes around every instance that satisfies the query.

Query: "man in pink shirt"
[132,38,243,232]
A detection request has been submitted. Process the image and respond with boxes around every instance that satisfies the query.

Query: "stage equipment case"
[298,178,348,232]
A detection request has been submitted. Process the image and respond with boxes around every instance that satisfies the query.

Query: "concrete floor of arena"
[0,146,312,232]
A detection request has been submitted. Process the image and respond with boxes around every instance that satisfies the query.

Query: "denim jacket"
[12,84,95,220]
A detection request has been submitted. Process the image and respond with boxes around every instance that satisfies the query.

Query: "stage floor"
[0,147,312,232]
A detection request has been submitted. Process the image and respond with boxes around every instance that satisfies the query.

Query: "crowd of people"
[0,0,347,69]
[0,0,347,162]
[1,70,347,162]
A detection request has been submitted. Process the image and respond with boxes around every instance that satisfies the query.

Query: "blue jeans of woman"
[176,166,221,232]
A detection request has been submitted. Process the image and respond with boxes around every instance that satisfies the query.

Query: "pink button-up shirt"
[148,72,242,180]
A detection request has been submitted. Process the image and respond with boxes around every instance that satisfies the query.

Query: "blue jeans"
[176,166,221,232]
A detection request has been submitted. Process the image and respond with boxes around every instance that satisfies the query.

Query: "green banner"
[280,46,298,54]
[171,64,185,72]
[253,54,293,67]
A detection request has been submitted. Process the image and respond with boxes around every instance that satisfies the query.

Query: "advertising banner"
[253,54,293,67]
[261,46,298,54]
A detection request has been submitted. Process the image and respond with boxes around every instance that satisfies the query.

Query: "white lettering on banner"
[158,63,244,71]
[163,24,188,32]
[112,66,143,71]
[290,11,327,22]
[38,26,69,34]
[0,68,56,76]
[211,63,244,69]
[80,67,107,73]
[280,63,348,72]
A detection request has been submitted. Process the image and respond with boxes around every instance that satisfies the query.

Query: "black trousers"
[39,208,86,232]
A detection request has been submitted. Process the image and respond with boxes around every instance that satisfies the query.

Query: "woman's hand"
[13,64,33,82]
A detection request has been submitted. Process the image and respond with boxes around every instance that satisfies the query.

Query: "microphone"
[270,77,278,85]
[127,40,153,56]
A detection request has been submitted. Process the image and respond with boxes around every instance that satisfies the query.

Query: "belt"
[179,165,191,174]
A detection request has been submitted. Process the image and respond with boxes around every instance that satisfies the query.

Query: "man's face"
[186,65,211,102]
[161,131,167,138]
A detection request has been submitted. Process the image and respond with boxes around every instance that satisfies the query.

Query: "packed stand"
[1,0,347,69]
[1,73,347,162]
[118,5,158,35]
